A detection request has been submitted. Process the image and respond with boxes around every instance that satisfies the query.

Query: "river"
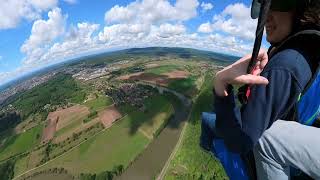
[117,86,190,180]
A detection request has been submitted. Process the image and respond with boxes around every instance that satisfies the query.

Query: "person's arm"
[213,50,310,154]
[215,69,302,154]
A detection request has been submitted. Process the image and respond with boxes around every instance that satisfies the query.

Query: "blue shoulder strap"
[297,66,320,125]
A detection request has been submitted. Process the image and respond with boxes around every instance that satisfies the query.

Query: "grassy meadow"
[0,124,42,161]
[84,95,113,112]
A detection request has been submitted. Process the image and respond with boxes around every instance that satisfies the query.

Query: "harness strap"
[269,30,320,58]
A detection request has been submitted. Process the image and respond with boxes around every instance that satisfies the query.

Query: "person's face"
[265,11,295,44]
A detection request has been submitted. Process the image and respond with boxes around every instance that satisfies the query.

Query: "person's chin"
[266,36,274,44]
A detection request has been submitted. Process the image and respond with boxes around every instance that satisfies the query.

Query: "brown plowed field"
[51,105,90,130]
[145,63,160,68]
[117,72,143,81]
[163,70,189,79]
[41,117,58,143]
[117,70,190,86]
[99,105,122,128]
[41,105,90,143]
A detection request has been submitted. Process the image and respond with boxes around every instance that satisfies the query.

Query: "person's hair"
[299,0,320,28]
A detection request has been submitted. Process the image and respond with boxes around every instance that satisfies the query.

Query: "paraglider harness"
[200,0,320,179]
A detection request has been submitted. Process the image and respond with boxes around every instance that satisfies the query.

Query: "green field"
[13,155,28,177]
[0,124,42,161]
[168,76,198,97]
[55,119,83,137]
[20,94,174,177]
[41,117,149,174]
[26,173,73,180]
[164,73,227,179]
[145,65,183,75]
[139,95,174,138]
[84,95,113,111]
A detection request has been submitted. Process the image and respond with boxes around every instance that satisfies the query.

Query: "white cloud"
[1,1,260,86]
[42,22,100,63]
[197,3,257,41]
[157,23,186,37]
[105,0,199,24]
[211,3,257,41]
[98,22,250,56]
[21,8,67,66]
[198,22,213,33]
[66,22,99,41]
[98,23,151,44]
[30,0,58,10]
[0,0,58,29]
[201,2,213,12]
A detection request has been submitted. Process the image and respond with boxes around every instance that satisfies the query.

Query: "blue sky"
[0,0,269,85]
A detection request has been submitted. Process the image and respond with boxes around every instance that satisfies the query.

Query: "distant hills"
[0,47,239,92]
[122,47,240,61]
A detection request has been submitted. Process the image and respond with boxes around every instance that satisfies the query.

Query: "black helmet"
[251,0,310,19]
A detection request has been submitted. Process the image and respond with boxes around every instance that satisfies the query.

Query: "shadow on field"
[121,91,190,137]
[0,129,18,161]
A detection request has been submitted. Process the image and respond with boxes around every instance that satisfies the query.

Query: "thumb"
[236,74,269,85]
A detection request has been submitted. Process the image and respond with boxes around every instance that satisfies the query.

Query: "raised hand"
[214,50,269,97]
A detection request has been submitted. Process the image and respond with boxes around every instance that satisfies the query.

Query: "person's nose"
[266,11,273,24]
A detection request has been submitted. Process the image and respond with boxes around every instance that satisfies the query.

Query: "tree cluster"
[80,165,124,180]
[0,160,15,180]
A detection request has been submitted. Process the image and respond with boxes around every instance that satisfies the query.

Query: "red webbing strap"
[239,0,271,104]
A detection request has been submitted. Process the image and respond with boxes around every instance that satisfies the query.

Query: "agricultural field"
[84,95,113,112]
[15,94,175,178]
[0,47,234,180]
[117,60,202,97]
[47,105,90,141]
[145,64,183,75]
[168,76,198,97]
[26,173,73,180]
[0,124,42,161]
[13,155,28,177]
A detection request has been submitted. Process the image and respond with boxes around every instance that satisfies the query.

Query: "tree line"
[0,160,15,180]
[80,165,124,180]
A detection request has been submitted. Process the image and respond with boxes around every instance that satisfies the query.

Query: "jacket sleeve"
[214,68,303,154]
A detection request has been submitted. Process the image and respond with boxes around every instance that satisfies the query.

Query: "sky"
[0,0,269,86]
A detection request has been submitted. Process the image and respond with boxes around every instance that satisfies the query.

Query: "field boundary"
[13,114,128,180]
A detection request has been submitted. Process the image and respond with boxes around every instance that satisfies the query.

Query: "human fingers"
[257,50,268,69]
[233,74,269,85]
